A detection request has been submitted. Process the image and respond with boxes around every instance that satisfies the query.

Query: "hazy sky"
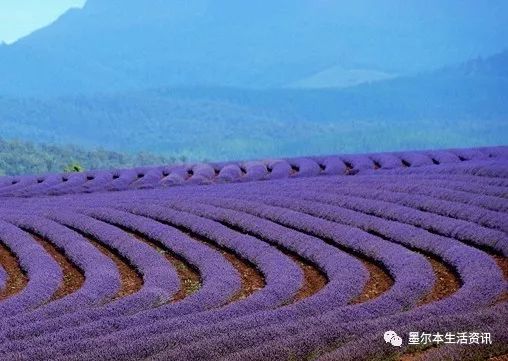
[0,0,86,44]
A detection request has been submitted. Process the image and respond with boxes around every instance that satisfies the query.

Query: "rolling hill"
[0,50,506,161]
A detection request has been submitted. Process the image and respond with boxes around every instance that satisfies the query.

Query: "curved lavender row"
[217,163,242,182]
[0,202,305,360]
[0,214,120,329]
[0,176,38,195]
[85,207,240,310]
[12,181,504,358]
[142,193,504,361]
[0,220,62,317]
[168,165,196,185]
[80,171,118,193]
[265,159,293,179]
[166,219,504,359]
[315,302,508,361]
[12,198,368,361]
[106,168,140,191]
[317,156,347,175]
[340,177,508,212]
[388,172,508,187]
[0,146,506,198]
[330,173,508,209]
[338,154,376,171]
[164,198,367,304]
[234,183,508,256]
[129,167,166,189]
[288,158,322,176]
[48,209,179,300]
[222,193,506,307]
[0,209,182,343]
[192,163,217,180]
[118,203,304,306]
[131,197,437,360]
[369,153,404,169]
[194,195,433,304]
[240,161,268,181]
[39,195,431,359]
[388,160,508,179]
[309,179,508,233]
[45,172,88,196]
[0,207,247,358]
[0,211,504,360]
[239,302,508,361]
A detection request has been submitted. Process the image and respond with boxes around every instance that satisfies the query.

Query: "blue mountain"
[0,0,507,96]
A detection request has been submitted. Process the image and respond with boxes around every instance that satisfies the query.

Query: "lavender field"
[0,146,507,361]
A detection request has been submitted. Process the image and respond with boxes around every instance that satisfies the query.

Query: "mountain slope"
[0,0,507,95]
[1,50,506,161]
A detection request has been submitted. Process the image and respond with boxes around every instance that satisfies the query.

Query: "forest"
[0,138,179,176]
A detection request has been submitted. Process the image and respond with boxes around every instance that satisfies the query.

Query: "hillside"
[1,50,507,161]
[0,0,507,95]
[0,138,182,176]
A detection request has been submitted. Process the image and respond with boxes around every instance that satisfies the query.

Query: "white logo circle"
[390,335,402,347]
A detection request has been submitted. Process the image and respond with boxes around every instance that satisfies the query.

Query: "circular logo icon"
[384,330,403,347]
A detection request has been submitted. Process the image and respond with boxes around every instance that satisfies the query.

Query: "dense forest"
[0,138,181,176]
[1,51,507,163]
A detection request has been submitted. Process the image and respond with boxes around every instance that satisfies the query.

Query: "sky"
[0,0,86,44]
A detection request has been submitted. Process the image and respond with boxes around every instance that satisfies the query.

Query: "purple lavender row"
[0,190,502,358]
[0,200,300,357]
[0,206,247,358]
[0,209,182,345]
[339,177,508,212]
[0,213,120,330]
[36,194,424,357]
[387,159,508,179]
[358,167,508,198]
[348,175,508,202]
[173,195,504,360]
[47,210,179,302]
[315,302,508,361]
[118,203,305,307]
[0,208,181,343]
[132,195,438,361]
[223,299,507,361]
[250,191,506,304]
[236,183,508,256]
[23,197,368,361]
[0,220,62,317]
[1,146,506,198]
[227,193,505,308]
[307,179,508,233]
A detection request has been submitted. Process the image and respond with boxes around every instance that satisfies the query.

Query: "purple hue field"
[0,146,507,360]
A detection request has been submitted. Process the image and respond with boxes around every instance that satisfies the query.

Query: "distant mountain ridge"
[0,0,507,96]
